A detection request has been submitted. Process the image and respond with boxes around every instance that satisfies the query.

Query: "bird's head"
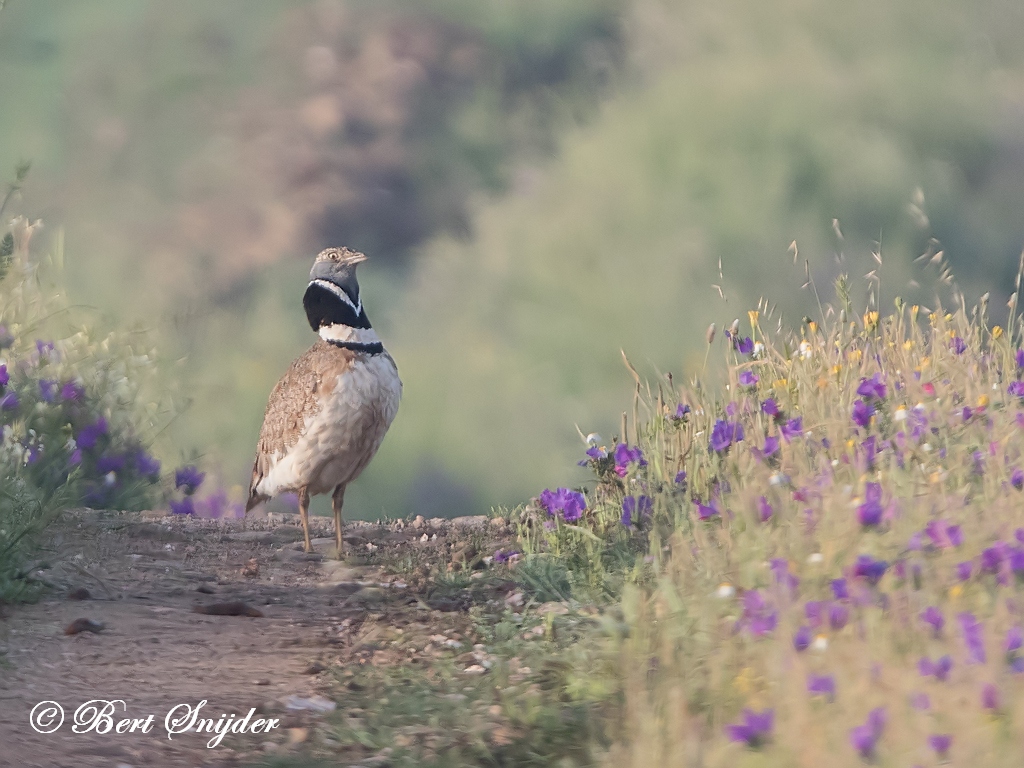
[303,247,371,331]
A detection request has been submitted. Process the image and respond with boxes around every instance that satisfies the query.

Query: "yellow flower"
[911,305,920,321]
[978,394,990,407]
[929,312,939,324]
[831,364,842,375]
[863,311,879,329]
[949,584,963,600]
[808,320,818,333]
[748,310,759,329]
[847,349,863,363]
[774,379,788,389]
[734,666,756,694]
[817,376,829,390]
[945,313,953,322]
[993,326,1004,339]
[919,356,931,369]
[903,340,914,350]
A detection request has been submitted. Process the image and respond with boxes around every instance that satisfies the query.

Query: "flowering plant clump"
[0,208,181,601]
[0,218,169,513]
[515,275,1024,765]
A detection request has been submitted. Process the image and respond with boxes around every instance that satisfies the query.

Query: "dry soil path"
[0,509,502,768]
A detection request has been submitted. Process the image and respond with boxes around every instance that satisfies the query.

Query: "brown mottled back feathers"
[247,339,356,510]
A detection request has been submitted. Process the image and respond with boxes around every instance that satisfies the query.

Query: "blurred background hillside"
[2,0,1024,518]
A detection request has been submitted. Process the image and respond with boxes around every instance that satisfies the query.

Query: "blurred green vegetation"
[3,0,1024,517]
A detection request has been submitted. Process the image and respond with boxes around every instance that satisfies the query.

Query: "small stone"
[304,661,327,674]
[412,515,425,529]
[255,679,271,686]
[241,558,260,578]
[67,587,91,600]
[64,618,104,635]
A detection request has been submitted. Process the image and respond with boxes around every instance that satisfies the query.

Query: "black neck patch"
[325,338,385,355]
[303,282,371,331]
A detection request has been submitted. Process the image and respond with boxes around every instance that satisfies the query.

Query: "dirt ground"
[0,508,513,768]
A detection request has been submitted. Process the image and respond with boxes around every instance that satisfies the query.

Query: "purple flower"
[60,380,85,402]
[493,548,519,564]
[0,391,18,411]
[68,449,82,466]
[757,496,773,522]
[781,417,802,442]
[793,625,812,651]
[174,465,206,496]
[770,558,799,595]
[38,379,57,403]
[710,419,744,453]
[761,398,780,418]
[831,578,849,600]
[853,555,888,586]
[925,520,961,549]
[76,418,108,450]
[955,560,973,582]
[169,497,196,515]
[1006,625,1023,654]
[856,374,887,400]
[1017,349,1024,369]
[725,708,773,748]
[829,602,849,630]
[695,498,720,521]
[928,734,952,758]
[584,445,607,462]
[981,545,1005,575]
[35,339,54,357]
[852,399,874,428]
[918,655,953,681]
[982,683,1000,711]
[560,491,586,522]
[674,470,687,485]
[96,454,125,474]
[805,600,825,627]
[951,336,967,355]
[858,483,885,527]
[920,606,944,637]
[737,336,754,355]
[135,452,161,478]
[861,435,877,469]
[739,590,778,637]
[1012,469,1024,491]
[673,403,691,419]
[621,496,635,527]
[738,369,759,387]
[910,692,930,710]
[849,707,886,759]
[1010,381,1024,398]
[0,364,8,387]
[807,673,836,700]
[761,435,780,458]
[959,612,986,664]
[613,442,646,475]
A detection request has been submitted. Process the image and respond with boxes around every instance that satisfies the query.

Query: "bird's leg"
[332,484,346,559]
[299,487,312,553]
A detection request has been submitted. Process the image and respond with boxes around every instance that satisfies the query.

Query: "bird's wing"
[246,341,355,508]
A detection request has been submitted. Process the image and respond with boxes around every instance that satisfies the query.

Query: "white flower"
[104,471,117,487]
[807,553,824,564]
[894,407,908,422]
[799,341,813,360]
[753,342,765,358]
[716,583,736,598]
[585,432,602,446]
[811,635,829,652]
